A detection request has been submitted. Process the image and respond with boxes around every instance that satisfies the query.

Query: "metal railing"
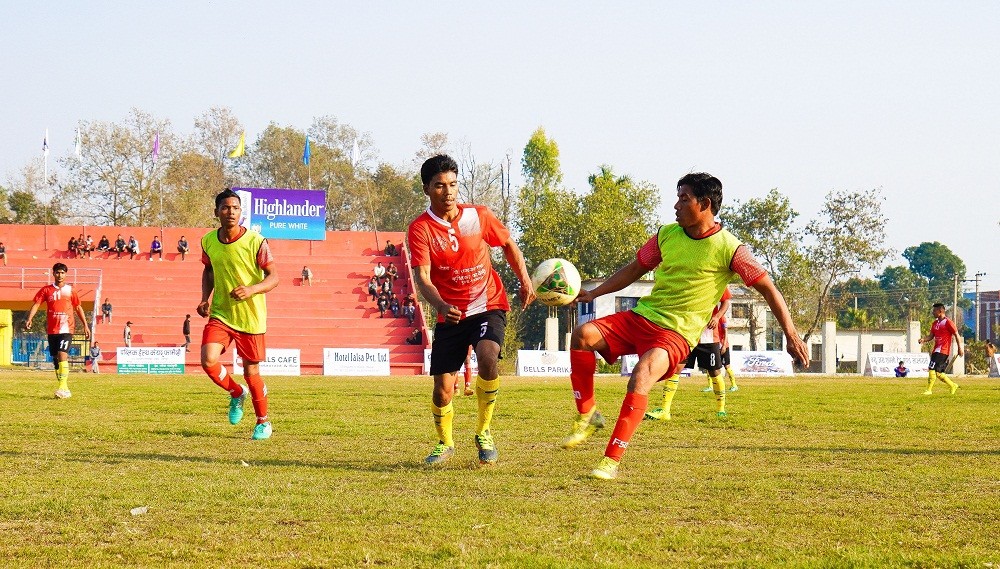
[0,267,103,289]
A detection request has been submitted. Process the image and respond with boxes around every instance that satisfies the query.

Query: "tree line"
[0,107,970,351]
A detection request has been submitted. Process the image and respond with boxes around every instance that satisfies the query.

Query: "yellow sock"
[938,372,957,388]
[57,361,69,391]
[475,376,500,435]
[706,376,713,389]
[662,375,680,416]
[431,401,454,447]
[926,371,936,393]
[712,375,726,412]
[726,366,737,387]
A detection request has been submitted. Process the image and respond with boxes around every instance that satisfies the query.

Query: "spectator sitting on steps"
[177,235,189,260]
[405,328,423,345]
[386,261,399,281]
[377,291,390,318]
[301,265,313,286]
[367,276,378,301]
[384,240,398,256]
[149,237,163,261]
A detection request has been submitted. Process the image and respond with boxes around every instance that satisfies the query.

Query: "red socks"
[570,350,597,414]
[244,372,269,424]
[202,362,243,398]
[604,392,648,462]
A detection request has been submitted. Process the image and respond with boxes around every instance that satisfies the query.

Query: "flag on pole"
[42,129,49,157]
[152,131,160,163]
[302,135,311,165]
[228,130,246,158]
[351,139,360,167]
[74,128,82,158]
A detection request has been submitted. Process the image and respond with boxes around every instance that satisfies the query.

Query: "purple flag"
[152,131,160,163]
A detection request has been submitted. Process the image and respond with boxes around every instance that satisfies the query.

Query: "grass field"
[2,369,998,568]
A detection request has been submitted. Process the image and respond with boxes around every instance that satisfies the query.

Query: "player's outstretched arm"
[751,274,809,367]
[501,237,535,308]
[575,259,647,304]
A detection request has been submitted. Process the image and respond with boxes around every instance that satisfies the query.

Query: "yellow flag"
[228,131,246,158]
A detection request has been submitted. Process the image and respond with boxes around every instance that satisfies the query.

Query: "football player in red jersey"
[919,302,963,395]
[408,154,535,466]
[24,263,91,398]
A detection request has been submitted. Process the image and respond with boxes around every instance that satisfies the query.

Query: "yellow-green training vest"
[202,228,268,334]
[632,223,742,348]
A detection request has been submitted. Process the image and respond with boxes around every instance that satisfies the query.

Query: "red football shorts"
[202,318,267,363]
[589,310,690,374]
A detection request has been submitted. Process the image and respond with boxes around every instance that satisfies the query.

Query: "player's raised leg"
[200,338,247,424]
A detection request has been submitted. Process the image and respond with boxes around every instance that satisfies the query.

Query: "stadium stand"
[0,225,427,375]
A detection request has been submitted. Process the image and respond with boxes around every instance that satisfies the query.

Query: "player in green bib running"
[562,172,809,480]
[198,189,279,440]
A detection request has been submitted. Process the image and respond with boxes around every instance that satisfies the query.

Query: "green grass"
[2,370,998,568]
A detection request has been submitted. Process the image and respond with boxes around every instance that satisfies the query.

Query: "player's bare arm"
[501,237,536,308]
[707,295,731,329]
[751,274,809,366]
[413,264,462,324]
[231,263,279,301]
[23,301,42,331]
[574,259,647,304]
[75,305,91,340]
[198,264,215,318]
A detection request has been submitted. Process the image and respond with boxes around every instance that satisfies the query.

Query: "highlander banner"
[234,187,327,240]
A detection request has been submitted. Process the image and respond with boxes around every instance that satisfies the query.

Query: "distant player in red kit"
[919,302,962,395]
[24,263,91,398]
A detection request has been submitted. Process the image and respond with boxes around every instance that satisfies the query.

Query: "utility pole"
[953,274,959,324]
[973,272,986,341]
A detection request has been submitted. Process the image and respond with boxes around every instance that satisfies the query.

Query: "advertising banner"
[234,348,301,376]
[324,348,390,376]
[516,350,571,376]
[991,355,1000,378]
[116,347,185,374]
[619,354,691,377]
[422,349,478,376]
[233,187,327,240]
[729,351,796,376]
[863,352,930,377]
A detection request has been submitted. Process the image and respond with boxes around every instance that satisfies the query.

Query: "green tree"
[61,108,173,226]
[902,241,966,295]
[576,165,659,279]
[800,189,891,340]
[366,163,425,232]
[520,127,561,199]
[724,188,803,348]
[878,265,931,324]
[160,152,227,227]
[1,160,60,224]
[192,106,243,167]
[830,277,888,328]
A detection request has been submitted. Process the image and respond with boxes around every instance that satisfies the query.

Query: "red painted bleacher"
[0,224,426,375]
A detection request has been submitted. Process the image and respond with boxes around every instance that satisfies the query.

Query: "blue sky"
[3,1,998,290]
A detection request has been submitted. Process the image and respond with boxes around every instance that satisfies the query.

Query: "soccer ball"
[531,258,582,307]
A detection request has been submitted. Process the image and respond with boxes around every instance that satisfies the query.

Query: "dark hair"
[215,188,241,210]
[420,154,459,186]
[52,262,68,273]
[677,172,724,215]
[898,361,904,365]
[932,302,946,310]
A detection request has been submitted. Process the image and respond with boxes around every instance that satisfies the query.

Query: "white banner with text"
[422,349,478,376]
[324,348,390,376]
[116,347,186,374]
[863,352,930,377]
[517,350,571,376]
[234,348,301,376]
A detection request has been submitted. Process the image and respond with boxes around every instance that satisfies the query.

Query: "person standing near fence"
[90,342,102,373]
[23,262,92,398]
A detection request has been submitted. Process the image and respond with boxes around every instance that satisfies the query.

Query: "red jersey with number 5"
[33,284,81,334]
[407,205,511,321]
[930,317,958,355]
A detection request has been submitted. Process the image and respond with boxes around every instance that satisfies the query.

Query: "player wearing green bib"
[198,189,279,440]
[562,172,809,480]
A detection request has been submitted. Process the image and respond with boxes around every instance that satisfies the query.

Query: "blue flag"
[302,135,311,165]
